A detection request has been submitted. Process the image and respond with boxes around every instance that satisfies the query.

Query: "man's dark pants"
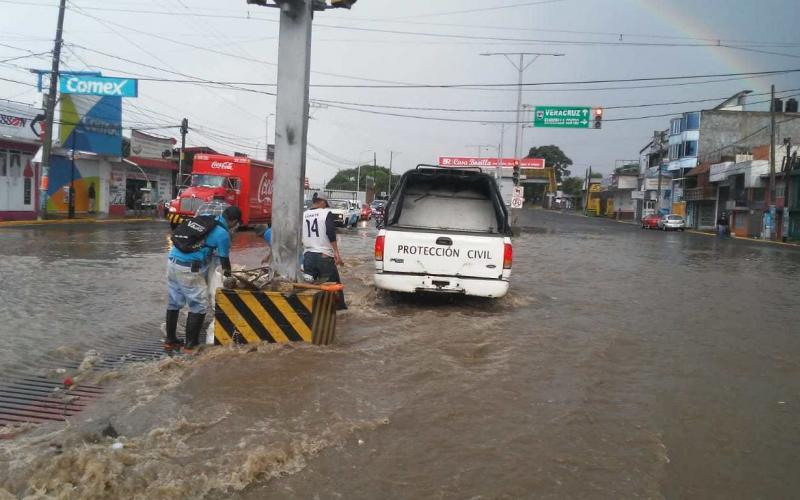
[303,252,347,309]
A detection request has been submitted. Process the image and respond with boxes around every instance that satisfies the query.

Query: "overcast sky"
[1,0,799,182]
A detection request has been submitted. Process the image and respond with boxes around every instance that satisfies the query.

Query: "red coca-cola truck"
[167,154,273,227]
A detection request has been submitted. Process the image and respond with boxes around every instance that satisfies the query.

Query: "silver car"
[658,214,686,231]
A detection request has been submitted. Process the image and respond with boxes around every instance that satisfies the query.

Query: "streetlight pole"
[480,52,564,160]
[356,149,373,194]
[465,144,494,158]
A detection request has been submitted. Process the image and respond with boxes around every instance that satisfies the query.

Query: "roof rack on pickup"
[415,164,484,173]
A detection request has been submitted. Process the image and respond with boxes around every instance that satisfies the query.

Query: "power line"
[52,47,800,91]
[385,0,566,19]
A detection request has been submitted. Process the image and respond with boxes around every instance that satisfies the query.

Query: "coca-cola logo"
[257,175,273,204]
[211,161,234,170]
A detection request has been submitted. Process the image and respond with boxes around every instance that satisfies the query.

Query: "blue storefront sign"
[59,94,122,156]
[59,75,138,98]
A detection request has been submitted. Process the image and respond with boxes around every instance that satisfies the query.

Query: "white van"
[374,166,512,298]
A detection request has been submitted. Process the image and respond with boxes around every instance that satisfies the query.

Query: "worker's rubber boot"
[163,310,183,351]
[182,312,206,353]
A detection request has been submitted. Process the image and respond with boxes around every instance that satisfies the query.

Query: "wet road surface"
[1,211,799,499]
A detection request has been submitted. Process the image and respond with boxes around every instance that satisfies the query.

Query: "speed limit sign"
[511,197,523,209]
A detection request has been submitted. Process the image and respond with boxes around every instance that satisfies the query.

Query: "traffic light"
[512,161,521,186]
[330,0,356,7]
[593,107,603,129]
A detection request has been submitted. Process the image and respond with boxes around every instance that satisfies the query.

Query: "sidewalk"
[687,229,800,248]
[550,208,800,248]
[0,215,161,228]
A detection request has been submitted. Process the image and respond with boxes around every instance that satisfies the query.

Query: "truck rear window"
[394,178,500,233]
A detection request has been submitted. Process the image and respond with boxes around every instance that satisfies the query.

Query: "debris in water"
[358,439,364,446]
[101,423,119,439]
[111,442,124,450]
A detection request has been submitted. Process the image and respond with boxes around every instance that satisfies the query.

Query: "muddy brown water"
[1,211,799,499]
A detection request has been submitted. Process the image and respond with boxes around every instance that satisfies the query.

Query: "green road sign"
[533,106,591,128]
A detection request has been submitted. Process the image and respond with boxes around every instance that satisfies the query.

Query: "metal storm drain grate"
[0,333,169,428]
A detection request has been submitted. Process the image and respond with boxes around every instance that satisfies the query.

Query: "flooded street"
[2,211,800,499]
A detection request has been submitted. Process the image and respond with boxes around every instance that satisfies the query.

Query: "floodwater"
[1,211,800,499]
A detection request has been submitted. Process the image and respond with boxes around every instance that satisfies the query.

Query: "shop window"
[0,149,6,176]
[684,112,700,130]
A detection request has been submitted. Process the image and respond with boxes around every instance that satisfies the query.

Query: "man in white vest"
[302,193,347,309]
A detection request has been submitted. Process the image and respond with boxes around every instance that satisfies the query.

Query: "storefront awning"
[127,156,177,171]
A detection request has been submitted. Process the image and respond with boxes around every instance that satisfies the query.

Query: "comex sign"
[59,75,138,98]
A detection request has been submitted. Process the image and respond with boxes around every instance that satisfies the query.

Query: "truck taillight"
[503,242,512,269]
[374,235,385,261]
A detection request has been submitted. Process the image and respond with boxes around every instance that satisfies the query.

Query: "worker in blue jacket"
[165,205,242,352]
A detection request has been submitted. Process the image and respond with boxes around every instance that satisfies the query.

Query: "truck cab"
[374,166,513,298]
[168,154,272,227]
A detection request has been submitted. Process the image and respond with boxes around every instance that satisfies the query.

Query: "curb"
[687,229,800,248]
[0,217,159,228]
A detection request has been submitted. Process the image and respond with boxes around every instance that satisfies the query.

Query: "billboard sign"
[130,129,176,158]
[0,100,44,142]
[59,94,122,156]
[438,157,545,169]
[59,75,138,98]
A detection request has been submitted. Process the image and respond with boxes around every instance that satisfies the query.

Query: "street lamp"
[481,122,512,181]
[356,149,374,194]
[480,52,564,160]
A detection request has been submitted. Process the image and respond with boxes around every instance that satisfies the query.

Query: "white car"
[374,166,512,298]
[327,199,359,228]
[658,214,686,231]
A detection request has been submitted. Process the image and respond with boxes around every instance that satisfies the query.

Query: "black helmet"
[223,205,243,224]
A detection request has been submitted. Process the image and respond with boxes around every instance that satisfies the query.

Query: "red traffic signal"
[593,107,603,129]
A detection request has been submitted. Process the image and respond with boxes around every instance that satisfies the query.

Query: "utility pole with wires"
[768,84,777,240]
[38,0,67,220]
[480,52,564,160]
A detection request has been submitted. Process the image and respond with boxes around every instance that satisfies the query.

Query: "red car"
[360,203,372,220]
[641,214,661,229]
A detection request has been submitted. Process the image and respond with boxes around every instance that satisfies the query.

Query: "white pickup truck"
[374,166,513,298]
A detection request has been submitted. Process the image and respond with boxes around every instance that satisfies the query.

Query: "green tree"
[525,145,573,182]
[325,165,398,195]
[561,176,584,196]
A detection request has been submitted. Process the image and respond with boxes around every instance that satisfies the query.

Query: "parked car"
[374,165,512,298]
[360,203,372,220]
[658,214,686,231]
[641,214,661,229]
[328,199,360,228]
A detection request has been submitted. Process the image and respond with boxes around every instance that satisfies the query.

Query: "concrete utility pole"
[769,85,778,240]
[479,52,564,160]
[271,0,313,281]
[655,130,662,215]
[38,0,67,220]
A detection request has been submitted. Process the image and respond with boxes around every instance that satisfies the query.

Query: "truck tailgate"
[382,230,505,279]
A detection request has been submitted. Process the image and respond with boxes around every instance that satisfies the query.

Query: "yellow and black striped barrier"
[167,213,184,227]
[214,288,337,346]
